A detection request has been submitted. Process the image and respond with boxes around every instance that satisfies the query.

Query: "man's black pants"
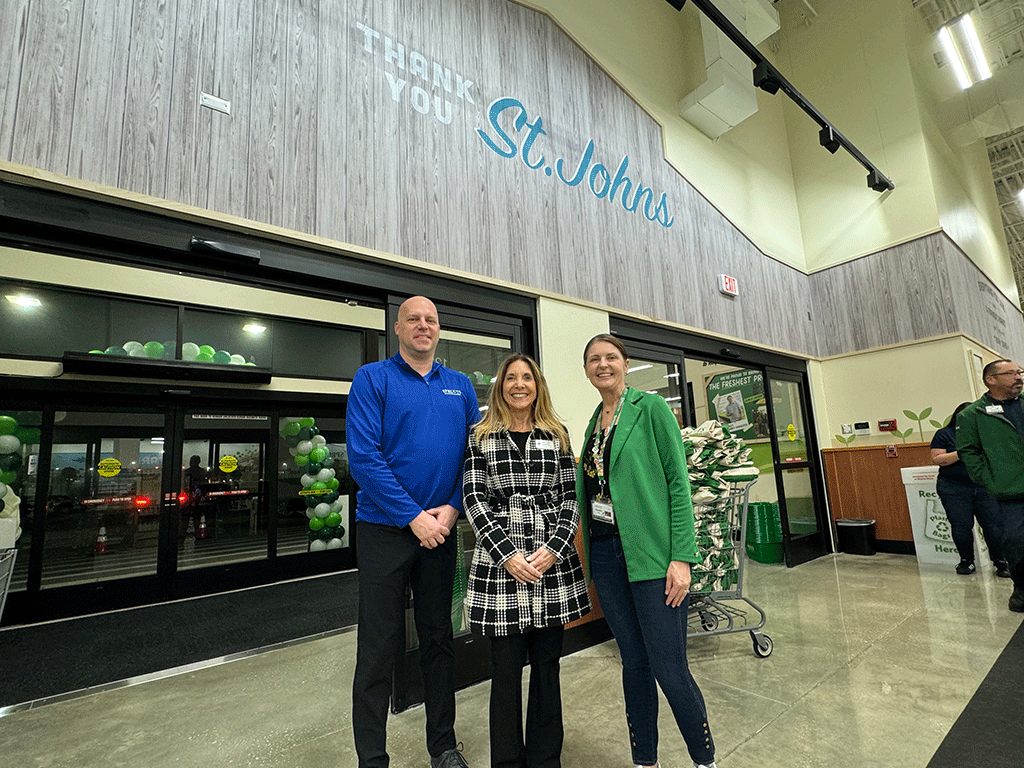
[997,499,1024,588]
[352,521,458,768]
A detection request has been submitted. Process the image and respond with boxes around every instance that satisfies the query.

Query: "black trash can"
[836,518,876,556]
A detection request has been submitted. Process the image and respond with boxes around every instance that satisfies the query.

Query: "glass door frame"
[763,367,830,566]
[611,317,832,568]
[161,402,280,599]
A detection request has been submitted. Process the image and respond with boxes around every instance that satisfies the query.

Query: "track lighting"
[867,169,894,193]
[753,61,781,94]
[819,126,841,154]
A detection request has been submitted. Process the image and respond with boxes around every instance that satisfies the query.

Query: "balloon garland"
[0,413,33,542]
[89,340,256,365]
[279,417,345,552]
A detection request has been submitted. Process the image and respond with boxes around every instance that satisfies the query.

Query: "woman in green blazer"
[577,334,716,768]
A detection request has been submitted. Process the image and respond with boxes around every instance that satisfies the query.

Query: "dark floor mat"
[926,617,1024,768]
[0,572,358,708]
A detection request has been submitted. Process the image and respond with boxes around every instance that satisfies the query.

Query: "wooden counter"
[821,443,933,549]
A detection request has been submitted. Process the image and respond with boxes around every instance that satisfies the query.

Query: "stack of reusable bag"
[682,420,759,594]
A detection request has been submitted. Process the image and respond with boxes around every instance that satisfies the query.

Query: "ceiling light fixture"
[5,294,42,308]
[243,323,267,335]
[819,126,841,154]
[938,14,991,90]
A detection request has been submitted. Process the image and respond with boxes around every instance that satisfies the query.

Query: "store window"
[0,409,41,594]
[178,412,273,571]
[685,359,777,507]
[42,411,165,588]
[626,358,684,426]
[0,281,177,360]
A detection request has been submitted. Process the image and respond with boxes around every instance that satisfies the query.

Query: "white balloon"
[311,435,327,447]
[305,509,315,519]
[288,446,298,456]
[297,440,313,455]
[182,342,200,361]
[0,435,21,454]
[0,481,7,497]
[300,474,315,488]
[314,503,331,518]
[230,354,246,365]
[122,341,144,355]
[316,468,333,483]
[326,538,343,549]
[310,539,327,552]
[329,499,344,513]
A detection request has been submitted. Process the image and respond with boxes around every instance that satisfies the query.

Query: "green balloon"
[89,349,104,354]
[307,462,322,474]
[309,446,329,464]
[299,417,315,428]
[213,350,232,364]
[284,421,301,437]
[305,495,319,508]
[309,517,325,532]
[294,453,309,466]
[0,470,16,484]
[194,353,213,363]
[198,345,215,357]
[325,512,342,528]
[104,345,128,356]
[144,341,165,358]
[297,427,313,441]
[0,454,22,472]
[15,427,41,445]
[327,477,340,491]
[309,481,328,494]
[0,416,16,435]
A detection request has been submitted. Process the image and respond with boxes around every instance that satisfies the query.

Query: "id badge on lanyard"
[591,389,627,525]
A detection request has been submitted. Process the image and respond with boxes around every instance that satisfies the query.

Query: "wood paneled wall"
[810,232,1024,358]
[0,0,1020,360]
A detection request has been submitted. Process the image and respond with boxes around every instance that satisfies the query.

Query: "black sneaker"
[431,745,470,768]
[1010,589,1024,613]
[995,561,1011,578]
[955,560,976,575]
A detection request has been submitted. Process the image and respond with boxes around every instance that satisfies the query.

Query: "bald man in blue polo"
[348,296,480,768]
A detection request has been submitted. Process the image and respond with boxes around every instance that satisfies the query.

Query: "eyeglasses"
[990,369,1024,377]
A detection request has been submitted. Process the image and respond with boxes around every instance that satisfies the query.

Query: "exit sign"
[719,274,738,296]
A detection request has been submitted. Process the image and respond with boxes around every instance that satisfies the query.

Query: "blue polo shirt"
[347,353,480,527]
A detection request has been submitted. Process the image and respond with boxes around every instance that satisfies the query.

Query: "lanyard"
[590,388,628,498]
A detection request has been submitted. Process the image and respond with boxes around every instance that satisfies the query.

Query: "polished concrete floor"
[1,552,1020,767]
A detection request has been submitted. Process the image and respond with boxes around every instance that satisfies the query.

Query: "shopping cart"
[0,548,16,623]
[688,480,773,657]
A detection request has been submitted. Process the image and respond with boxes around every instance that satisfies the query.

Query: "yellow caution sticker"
[97,458,121,477]
[219,455,238,473]
[786,424,797,441]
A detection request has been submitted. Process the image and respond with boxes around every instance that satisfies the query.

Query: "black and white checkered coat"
[462,429,591,636]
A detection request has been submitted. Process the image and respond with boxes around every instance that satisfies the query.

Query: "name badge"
[534,439,556,451]
[592,498,615,524]
[986,405,1004,414]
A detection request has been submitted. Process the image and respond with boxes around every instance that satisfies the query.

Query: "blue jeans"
[935,478,1005,564]
[590,536,714,766]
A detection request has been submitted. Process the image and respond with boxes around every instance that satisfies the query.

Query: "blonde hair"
[473,354,571,453]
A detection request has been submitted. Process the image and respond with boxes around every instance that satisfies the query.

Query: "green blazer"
[576,387,699,582]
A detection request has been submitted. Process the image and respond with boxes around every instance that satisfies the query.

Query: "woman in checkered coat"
[463,353,590,768]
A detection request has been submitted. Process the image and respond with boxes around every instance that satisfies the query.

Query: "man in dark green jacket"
[956,359,1024,613]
